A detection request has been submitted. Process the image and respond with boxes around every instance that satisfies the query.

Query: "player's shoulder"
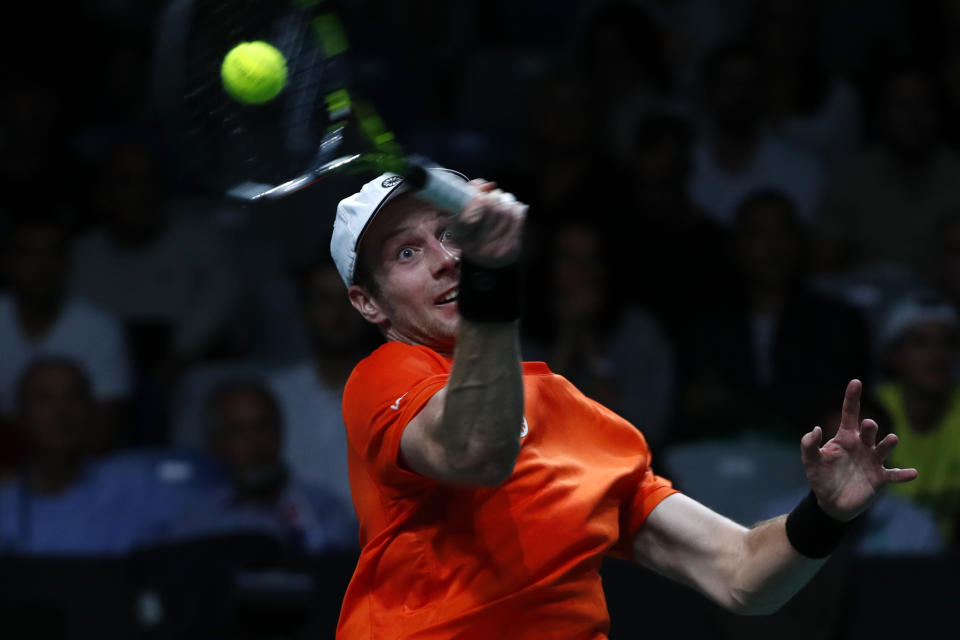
[353,341,448,376]
[345,342,449,394]
[341,342,450,428]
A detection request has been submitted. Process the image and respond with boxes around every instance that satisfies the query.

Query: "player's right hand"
[450,179,528,268]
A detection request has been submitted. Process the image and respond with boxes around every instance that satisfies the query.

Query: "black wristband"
[785,491,853,559]
[457,258,521,323]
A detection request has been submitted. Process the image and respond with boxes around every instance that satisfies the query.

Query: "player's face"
[352,195,461,353]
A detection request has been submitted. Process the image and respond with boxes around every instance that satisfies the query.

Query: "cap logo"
[381,176,403,188]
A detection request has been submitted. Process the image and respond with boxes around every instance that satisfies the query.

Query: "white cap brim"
[330,168,467,287]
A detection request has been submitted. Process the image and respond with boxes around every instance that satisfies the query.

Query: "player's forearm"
[727,516,827,615]
[436,318,524,485]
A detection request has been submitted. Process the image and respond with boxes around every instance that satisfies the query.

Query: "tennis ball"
[221,41,288,105]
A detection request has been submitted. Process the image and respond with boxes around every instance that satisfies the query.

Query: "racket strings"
[171,0,336,187]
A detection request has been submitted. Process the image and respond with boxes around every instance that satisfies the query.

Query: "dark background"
[1,0,959,638]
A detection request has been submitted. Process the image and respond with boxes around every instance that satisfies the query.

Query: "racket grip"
[404,163,478,215]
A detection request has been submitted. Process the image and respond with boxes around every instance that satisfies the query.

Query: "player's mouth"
[435,287,459,305]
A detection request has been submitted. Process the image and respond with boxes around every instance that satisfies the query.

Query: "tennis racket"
[152,0,477,213]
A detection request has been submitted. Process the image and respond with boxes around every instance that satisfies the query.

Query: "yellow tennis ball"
[221,41,288,105]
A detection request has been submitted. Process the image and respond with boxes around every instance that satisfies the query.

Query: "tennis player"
[330,169,917,639]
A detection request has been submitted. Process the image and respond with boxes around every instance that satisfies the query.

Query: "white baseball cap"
[330,168,468,287]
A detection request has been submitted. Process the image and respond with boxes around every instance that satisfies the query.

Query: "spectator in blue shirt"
[165,380,357,553]
[0,359,192,554]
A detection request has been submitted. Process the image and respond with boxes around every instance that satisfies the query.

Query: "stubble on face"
[359,195,461,353]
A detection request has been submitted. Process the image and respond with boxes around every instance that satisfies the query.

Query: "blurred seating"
[133,533,358,639]
[0,556,136,640]
[457,45,554,133]
[661,437,808,526]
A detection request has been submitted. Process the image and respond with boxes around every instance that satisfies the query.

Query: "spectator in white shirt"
[0,215,131,452]
[70,139,240,444]
[688,41,824,225]
[71,140,240,375]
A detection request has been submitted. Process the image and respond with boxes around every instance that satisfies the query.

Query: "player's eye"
[398,247,416,261]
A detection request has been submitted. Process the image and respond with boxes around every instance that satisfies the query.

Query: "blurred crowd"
[2,0,960,632]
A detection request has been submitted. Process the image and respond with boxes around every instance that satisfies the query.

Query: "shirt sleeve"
[610,461,679,560]
[342,344,450,498]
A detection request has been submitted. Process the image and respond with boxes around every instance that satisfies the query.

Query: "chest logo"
[520,417,529,438]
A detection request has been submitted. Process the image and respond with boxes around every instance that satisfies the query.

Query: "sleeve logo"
[390,393,408,410]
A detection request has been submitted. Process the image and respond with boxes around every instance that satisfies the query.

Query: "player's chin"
[433,304,460,335]
[434,299,459,318]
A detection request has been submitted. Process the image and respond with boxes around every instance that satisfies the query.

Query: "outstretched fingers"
[884,467,919,483]
[859,418,878,447]
[874,432,919,483]
[874,432,901,462]
[838,379,863,433]
[801,425,823,466]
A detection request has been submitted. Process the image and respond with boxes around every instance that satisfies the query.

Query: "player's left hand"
[800,379,918,522]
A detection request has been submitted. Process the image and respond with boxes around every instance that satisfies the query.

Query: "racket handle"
[404,162,478,215]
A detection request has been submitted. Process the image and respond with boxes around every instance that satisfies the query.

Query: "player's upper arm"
[399,385,516,487]
[632,493,750,611]
[398,386,447,480]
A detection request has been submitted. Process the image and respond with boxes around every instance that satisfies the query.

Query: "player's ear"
[348,285,386,324]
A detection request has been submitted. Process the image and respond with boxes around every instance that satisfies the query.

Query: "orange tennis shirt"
[337,342,679,639]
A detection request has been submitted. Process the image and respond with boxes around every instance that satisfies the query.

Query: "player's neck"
[384,329,455,358]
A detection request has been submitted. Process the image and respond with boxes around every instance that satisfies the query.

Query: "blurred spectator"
[929,215,960,327]
[0,360,193,554]
[672,190,870,443]
[817,0,906,79]
[167,381,356,553]
[873,295,960,547]
[71,140,240,369]
[513,72,617,219]
[637,0,752,96]
[689,41,824,224]
[578,2,680,162]
[939,41,960,148]
[0,215,131,452]
[267,260,381,512]
[814,61,960,274]
[70,140,241,443]
[748,0,862,164]
[622,111,735,332]
[0,84,78,202]
[521,219,675,444]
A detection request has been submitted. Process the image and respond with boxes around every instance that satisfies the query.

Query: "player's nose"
[430,236,459,277]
